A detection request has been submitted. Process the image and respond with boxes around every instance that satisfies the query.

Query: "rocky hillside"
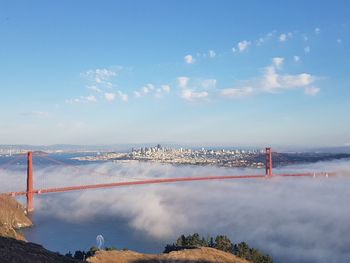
[0,194,32,241]
[87,247,250,263]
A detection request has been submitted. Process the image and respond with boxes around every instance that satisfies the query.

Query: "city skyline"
[1,1,349,146]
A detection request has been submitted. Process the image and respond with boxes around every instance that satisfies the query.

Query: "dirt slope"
[0,194,32,240]
[87,247,250,263]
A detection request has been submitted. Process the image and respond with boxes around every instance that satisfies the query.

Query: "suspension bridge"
[0,147,334,213]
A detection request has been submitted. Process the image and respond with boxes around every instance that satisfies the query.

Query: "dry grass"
[88,247,250,263]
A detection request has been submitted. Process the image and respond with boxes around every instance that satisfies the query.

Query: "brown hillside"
[0,194,32,241]
[87,247,250,263]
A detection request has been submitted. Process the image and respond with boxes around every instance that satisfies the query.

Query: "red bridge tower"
[265,147,273,176]
[26,151,34,212]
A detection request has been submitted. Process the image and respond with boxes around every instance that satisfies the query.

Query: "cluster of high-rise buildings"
[126,145,265,168]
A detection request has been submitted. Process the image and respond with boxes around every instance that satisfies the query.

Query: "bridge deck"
[5,172,334,197]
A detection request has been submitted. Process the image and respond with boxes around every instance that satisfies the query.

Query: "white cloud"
[304,46,311,54]
[263,65,314,92]
[208,50,216,58]
[177,77,190,89]
[66,95,97,104]
[280,33,287,42]
[105,82,113,89]
[280,73,314,88]
[142,87,149,94]
[259,59,319,96]
[263,66,281,91]
[181,89,208,101]
[134,91,142,98]
[184,55,195,64]
[103,91,129,102]
[177,78,215,101]
[82,68,119,84]
[279,32,292,42]
[143,83,155,94]
[221,87,254,98]
[176,77,219,102]
[237,40,251,52]
[304,86,320,96]
[155,85,171,98]
[315,27,321,34]
[256,37,265,46]
[201,79,217,89]
[85,95,97,102]
[75,67,129,104]
[148,83,155,90]
[293,56,300,62]
[224,62,319,99]
[256,31,275,46]
[161,85,171,93]
[232,47,236,53]
[272,57,284,68]
[118,91,129,102]
[104,92,116,102]
[279,33,287,42]
[87,85,102,93]
[134,83,170,98]
[337,39,342,44]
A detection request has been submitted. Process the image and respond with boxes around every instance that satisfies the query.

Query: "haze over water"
[1,155,350,263]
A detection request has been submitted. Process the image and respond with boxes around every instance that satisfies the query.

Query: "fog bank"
[1,159,350,263]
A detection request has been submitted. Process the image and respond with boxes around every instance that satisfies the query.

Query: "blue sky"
[0,0,349,147]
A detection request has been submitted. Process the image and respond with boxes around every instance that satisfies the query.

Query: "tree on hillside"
[209,236,215,248]
[233,242,273,263]
[214,235,233,253]
[176,233,207,247]
[233,242,250,258]
[176,235,187,246]
[73,250,86,260]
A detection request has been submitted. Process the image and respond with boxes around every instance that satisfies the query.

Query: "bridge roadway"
[6,172,334,197]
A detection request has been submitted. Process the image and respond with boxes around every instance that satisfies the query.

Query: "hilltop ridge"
[87,247,250,263]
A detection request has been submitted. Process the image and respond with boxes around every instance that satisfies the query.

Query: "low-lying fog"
[1,158,350,263]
